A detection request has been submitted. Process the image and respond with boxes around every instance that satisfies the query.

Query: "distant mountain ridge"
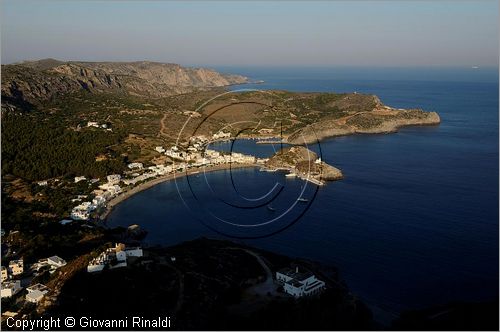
[1,59,248,108]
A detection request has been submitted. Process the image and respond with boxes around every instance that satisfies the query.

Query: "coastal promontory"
[266,146,343,183]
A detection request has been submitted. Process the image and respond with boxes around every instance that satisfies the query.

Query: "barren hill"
[1,59,248,108]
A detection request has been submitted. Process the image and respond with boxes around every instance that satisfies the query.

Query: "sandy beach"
[99,163,257,220]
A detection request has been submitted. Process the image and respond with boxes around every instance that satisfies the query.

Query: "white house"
[71,210,89,221]
[47,256,67,269]
[71,201,94,220]
[92,195,106,207]
[276,266,326,297]
[127,163,144,170]
[155,146,166,153]
[74,176,87,183]
[1,280,22,298]
[87,243,142,273]
[87,121,99,128]
[37,180,48,186]
[25,284,49,303]
[9,259,23,276]
[106,174,122,184]
[98,183,122,196]
[212,131,231,140]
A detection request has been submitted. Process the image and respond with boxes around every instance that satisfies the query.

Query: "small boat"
[285,173,296,178]
[267,205,276,211]
[297,198,309,202]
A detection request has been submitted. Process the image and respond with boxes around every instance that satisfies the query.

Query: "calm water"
[108,67,499,319]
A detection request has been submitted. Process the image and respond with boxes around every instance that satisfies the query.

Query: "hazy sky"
[1,0,498,67]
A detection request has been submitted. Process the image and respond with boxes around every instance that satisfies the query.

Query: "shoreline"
[99,163,257,221]
[100,118,440,221]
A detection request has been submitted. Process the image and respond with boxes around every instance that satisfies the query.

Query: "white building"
[71,201,94,220]
[87,121,99,128]
[155,146,165,153]
[32,256,66,273]
[98,183,122,196]
[1,280,22,298]
[71,210,89,221]
[276,266,326,297]
[25,284,49,303]
[37,180,48,186]
[92,195,106,207]
[166,149,183,159]
[87,243,143,273]
[212,131,231,140]
[74,176,87,183]
[106,174,122,184]
[47,256,67,269]
[127,163,144,170]
[9,259,23,276]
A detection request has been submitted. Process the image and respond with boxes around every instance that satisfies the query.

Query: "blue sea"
[107,67,499,321]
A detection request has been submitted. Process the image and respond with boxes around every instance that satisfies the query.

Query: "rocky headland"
[265,146,343,184]
[285,104,440,144]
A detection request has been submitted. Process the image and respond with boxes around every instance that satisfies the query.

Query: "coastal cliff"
[1,59,248,107]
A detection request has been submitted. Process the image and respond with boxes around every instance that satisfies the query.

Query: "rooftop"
[277,267,313,282]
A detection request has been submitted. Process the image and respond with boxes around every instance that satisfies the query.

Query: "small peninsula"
[265,146,343,185]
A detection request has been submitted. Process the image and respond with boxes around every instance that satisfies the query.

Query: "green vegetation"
[1,194,107,263]
[1,112,127,181]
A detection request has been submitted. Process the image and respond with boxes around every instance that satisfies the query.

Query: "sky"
[1,0,498,67]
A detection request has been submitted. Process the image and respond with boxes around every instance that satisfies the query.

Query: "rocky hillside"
[1,59,248,108]
[266,146,343,181]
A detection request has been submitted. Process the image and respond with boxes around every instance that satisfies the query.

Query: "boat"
[297,198,309,202]
[267,205,276,211]
[285,173,296,178]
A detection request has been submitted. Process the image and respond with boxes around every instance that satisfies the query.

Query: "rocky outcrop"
[286,108,440,144]
[1,59,248,108]
[266,146,343,182]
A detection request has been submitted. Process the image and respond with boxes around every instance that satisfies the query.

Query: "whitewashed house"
[276,266,326,297]
[25,284,49,303]
[92,195,106,207]
[106,174,122,184]
[74,176,87,183]
[213,131,231,140]
[87,243,142,273]
[127,163,144,170]
[1,280,22,298]
[47,256,67,269]
[71,201,94,220]
[155,146,166,153]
